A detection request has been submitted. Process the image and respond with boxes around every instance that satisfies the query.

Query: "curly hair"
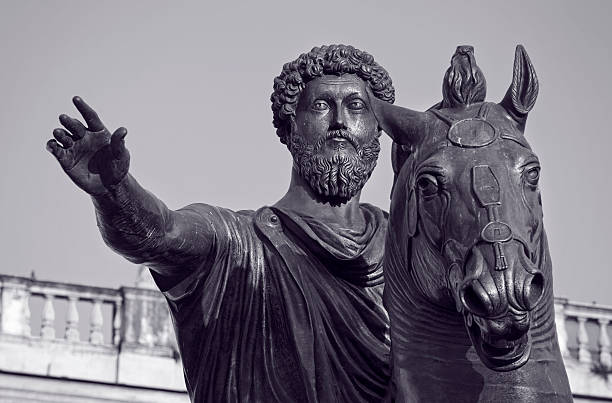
[271,44,395,146]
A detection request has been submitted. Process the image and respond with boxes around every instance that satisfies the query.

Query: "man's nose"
[330,107,347,130]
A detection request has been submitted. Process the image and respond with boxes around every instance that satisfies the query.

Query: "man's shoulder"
[180,203,388,229]
[180,203,257,221]
[179,203,284,233]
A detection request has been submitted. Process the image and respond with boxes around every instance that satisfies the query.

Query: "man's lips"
[313,129,360,153]
[328,137,350,149]
[325,136,357,152]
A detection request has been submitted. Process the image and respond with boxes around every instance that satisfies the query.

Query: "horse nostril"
[523,272,545,311]
[460,280,495,317]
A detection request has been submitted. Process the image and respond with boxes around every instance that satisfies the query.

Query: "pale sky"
[1,0,611,305]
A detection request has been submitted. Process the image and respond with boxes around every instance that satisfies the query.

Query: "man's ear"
[286,117,298,149]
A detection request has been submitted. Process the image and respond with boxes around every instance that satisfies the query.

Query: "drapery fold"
[156,204,390,402]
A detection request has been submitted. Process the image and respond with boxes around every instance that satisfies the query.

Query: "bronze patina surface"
[47,42,573,402]
[47,45,394,402]
[371,45,573,402]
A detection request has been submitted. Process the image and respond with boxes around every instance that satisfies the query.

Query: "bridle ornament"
[431,103,513,271]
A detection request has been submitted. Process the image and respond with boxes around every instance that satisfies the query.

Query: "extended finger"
[59,114,86,139]
[46,139,69,163]
[72,96,105,131]
[53,128,74,148]
[110,127,128,158]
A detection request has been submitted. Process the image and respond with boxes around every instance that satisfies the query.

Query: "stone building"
[0,269,611,402]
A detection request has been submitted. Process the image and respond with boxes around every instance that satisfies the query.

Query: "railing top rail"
[0,274,121,301]
[2,274,610,316]
[556,297,612,310]
[555,297,612,319]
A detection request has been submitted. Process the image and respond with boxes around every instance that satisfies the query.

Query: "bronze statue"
[369,45,573,402]
[47,45,395,402]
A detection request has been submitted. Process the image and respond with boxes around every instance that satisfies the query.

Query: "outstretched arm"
[47,96,213,278]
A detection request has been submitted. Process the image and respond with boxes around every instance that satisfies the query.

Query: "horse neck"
[384,233,472,360]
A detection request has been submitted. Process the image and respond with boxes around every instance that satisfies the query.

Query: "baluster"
[65,295,80,342]
[158,312,171,347]
[577,316,591,364]
[112,302,122,346]
[0,282,30,336]
[2,283,31,336]
[122,296,136,344]
[89,299,104,345]
[598,318,611,368]
[22,288,31,337]
[40,293,55,339]
[138,299,155,347]
[554,303,569,358]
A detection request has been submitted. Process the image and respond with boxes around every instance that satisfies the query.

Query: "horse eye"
[417,174,439,197]
[524,166,540,186]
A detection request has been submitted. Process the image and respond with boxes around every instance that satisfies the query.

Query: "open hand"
[47,96,130,195]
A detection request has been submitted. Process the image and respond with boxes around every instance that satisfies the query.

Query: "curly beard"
[289,129,380,201]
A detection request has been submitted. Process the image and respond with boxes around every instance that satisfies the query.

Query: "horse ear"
[502,45,539,113]
[500,45,539,132]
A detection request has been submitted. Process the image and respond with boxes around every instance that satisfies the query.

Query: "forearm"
[92,174,208,275]
[370,97,429,145]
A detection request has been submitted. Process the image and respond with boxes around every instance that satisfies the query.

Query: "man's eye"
[348,100,365,110]
[313,101,329,111]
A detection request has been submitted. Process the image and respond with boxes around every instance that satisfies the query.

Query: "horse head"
[381,45,548,372]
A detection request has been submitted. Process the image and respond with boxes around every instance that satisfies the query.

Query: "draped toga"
[139,203,391,402]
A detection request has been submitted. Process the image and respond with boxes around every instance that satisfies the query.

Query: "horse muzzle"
[456,241,544,371]
[465,309,532,371]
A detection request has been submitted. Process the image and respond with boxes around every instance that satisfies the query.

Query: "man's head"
[271,45,395,201]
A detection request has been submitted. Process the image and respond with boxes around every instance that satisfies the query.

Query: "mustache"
[313,129,361,153]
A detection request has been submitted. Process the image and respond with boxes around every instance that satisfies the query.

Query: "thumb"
[110,127,128,158]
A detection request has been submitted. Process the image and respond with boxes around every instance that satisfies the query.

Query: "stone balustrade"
[555,297,612,401]
[556,298,612,367]
[0,273,187,402]
[1,273,612,401]
[1,275,123,345]
[0,274,177,352]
